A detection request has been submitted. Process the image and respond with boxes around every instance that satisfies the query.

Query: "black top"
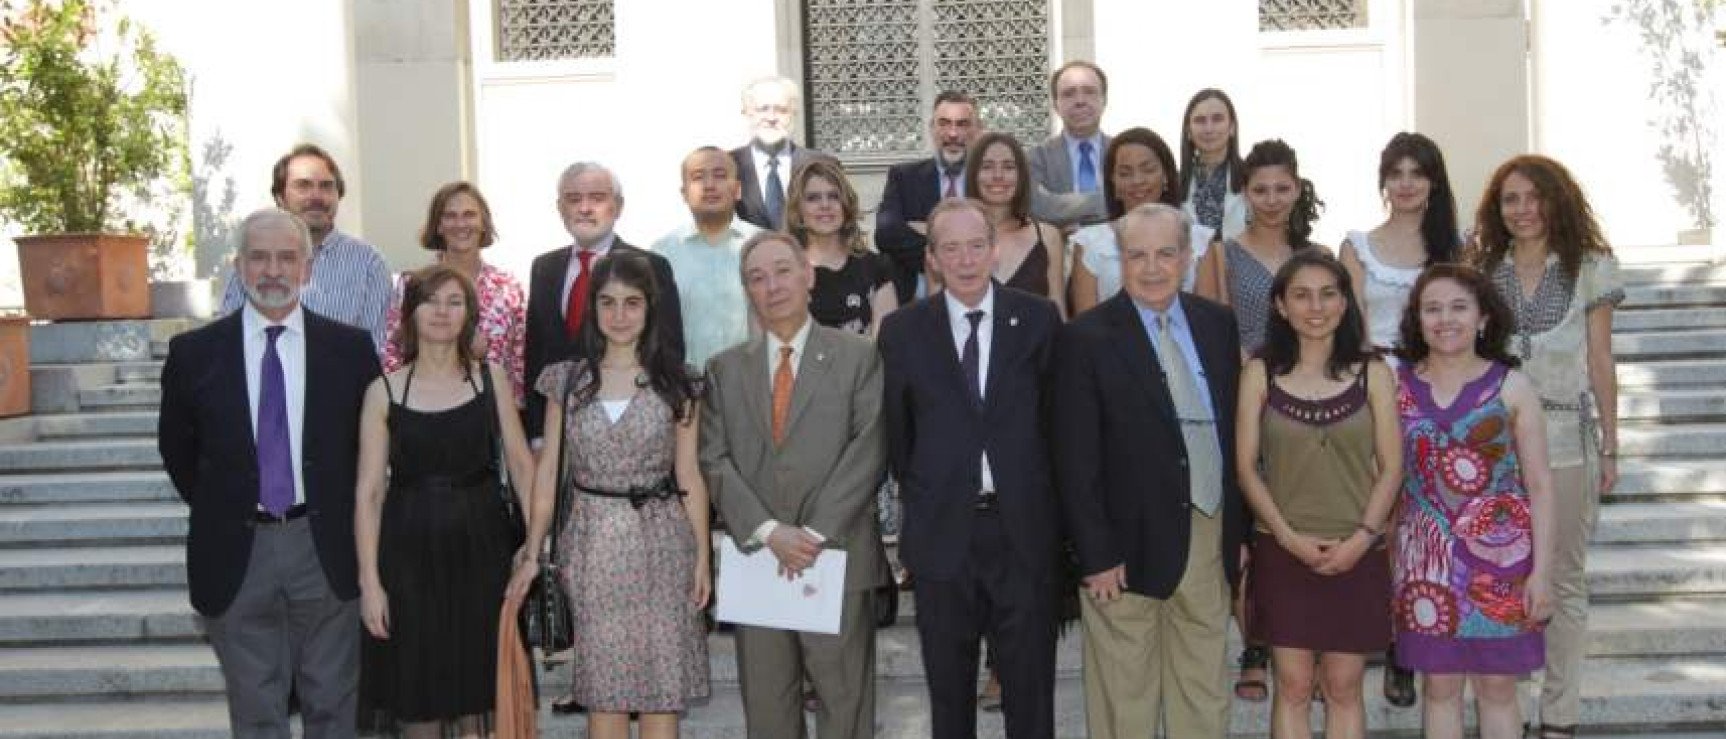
[1003,227,1051,298]
[810,252,897,336]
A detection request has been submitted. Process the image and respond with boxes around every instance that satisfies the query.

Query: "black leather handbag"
[519,374,575,663]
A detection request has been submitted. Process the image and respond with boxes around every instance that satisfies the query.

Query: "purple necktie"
[258,325,294,516]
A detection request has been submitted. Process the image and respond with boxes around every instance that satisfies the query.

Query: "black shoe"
[1382,645,1417,708]
[551,696,586,715]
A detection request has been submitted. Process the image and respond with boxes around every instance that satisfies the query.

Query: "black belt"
[974,491,999,512]
[576,477,684,509]
[254,503,308,524]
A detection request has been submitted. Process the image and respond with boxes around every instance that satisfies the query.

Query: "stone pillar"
[353,0,474,269]
[1411,0,1531,232]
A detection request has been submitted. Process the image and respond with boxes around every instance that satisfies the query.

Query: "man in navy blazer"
[523,161,683,441]
[1053,203,1245,739]
[731,76,836,230]
[875,90,982,303]
[158,208,380,738]
[880,198,1062,739]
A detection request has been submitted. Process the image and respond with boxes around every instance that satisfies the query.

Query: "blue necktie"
[258,325,294,516]
[765,155,786,229]
[1076,140,1098,194]
[961,310,984,406]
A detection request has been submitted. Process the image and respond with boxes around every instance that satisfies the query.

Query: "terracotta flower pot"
[0,317,30,418]
[14,233,152,320]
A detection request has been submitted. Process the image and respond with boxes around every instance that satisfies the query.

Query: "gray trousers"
[202,517,359,739]
[735,589,877,739]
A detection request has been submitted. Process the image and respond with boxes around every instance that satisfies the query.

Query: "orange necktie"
[771,345,794,444]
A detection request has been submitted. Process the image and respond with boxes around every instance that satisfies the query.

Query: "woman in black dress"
[785,158,899,336]
[355,264,538,737]
[960,131,1066,317]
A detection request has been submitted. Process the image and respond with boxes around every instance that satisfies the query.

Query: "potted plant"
[0,0,187,320]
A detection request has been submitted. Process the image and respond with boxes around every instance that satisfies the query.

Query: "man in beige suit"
[700,230,887,739]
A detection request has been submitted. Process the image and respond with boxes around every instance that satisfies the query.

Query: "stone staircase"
[0,257,1724,737]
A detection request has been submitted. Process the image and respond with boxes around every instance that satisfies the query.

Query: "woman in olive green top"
[1235,250,1402,739]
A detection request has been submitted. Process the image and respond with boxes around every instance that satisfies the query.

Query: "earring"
[1477,326,1485,339]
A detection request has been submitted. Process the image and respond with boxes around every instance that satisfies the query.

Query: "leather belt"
[974,491,999,512]
[254,503,308,524]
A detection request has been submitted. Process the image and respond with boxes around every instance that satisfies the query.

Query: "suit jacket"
[699,322,887,592]
[523,238,684,439]
[1052,292,1246,599]
[157,309,380,617]
[730,143,836,230]
[1027,133,1112,228]
[873,157,943,304]
[879,285,1062,582]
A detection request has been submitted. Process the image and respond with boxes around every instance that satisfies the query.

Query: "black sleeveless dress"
[360,367,518,724]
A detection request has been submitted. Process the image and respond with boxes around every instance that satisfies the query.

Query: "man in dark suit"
[1053,203,1245,739]
[523,161,683,441]
[1028,61,1112,229]
[879,198,1062,739]
[158,208,380,738]
[731,76,835,230]
[875,90,982,304]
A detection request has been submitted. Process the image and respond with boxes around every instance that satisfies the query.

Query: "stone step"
[1614,306,1726,332]
[1588,543,1726,599]
[1621,283,1726,309]
[0,655,1722,737]
[1621,261,1726,285]
[1613,328,1726,360]
[28,320,200,365]
[34,412,159,440]
[75,384,160,411]
[1594,502,1726,544]
[114,362,163,385]
[0,471,175,505]
[0,503,185,546]
[0,439,161,473]
[0,546,182,591]
[0,589,196,644]
[1618,423,1726,459]
[1617,359,1726,389]
[1617,388,1726,423]
[1609,459,1726,500]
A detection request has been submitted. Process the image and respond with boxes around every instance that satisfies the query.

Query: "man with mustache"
[875,90,983,304]
[217,144,393,353]
[159,208,381,738]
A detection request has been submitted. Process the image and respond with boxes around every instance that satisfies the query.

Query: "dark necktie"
[943,163,961,198]
[565,248,595,337]
[765,155,786,229]
[257,325,294,516]
[961,310,984,405]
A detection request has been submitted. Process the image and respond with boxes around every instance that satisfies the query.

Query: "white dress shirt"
[242,302,308,506]
[944,287,996,492]
[751,144,791,205]
[558,233,619,318]
[750,315,824,546]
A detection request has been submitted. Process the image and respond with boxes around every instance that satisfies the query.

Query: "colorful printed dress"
[1393,362,1543,674]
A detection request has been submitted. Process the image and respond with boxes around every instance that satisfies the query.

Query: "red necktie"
[565,249,595,337]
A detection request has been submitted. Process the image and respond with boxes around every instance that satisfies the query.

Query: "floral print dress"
[384,261,527,404]
[1393,362,1543,674]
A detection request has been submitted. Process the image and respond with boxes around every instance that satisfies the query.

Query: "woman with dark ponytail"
[1196,138,1325,355]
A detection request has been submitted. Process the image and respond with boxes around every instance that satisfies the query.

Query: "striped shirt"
[219,230,393,353]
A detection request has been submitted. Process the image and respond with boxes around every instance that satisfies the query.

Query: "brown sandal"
[1233,646,1269,702]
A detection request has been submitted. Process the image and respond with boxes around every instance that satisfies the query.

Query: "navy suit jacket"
[874,157,944,304]
[1052,292,1246,598]
[522,238,683,438]
[157,309,380,617]
[879,285,1062,582]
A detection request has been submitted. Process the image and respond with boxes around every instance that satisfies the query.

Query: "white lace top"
[1347,230,1424,349]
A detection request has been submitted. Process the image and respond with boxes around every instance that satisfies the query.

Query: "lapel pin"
[1008,316,1019,327]
[816,352,826,362]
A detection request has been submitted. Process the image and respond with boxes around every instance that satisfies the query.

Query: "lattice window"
[495,0,615,62]
[1259,0,1367,32]
[804,0,1051,160]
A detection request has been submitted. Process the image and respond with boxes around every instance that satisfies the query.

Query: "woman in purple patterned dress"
[518,251,711,739]
[1391,264,1555,739]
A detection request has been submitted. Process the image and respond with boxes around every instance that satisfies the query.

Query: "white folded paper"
[715,536,848,634]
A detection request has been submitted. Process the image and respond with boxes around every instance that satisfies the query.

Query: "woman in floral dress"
[518,251,711,739]
[383,181,528,403]
[1391,264,1555,739]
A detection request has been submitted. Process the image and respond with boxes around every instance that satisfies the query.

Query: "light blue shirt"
[1064,131,1106,194]
[652,218,763,368]
[1132,295,1216,420]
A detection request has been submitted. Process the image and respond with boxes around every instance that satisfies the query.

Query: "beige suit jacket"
[699,321,887,592]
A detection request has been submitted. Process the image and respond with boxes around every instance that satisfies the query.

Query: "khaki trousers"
[1081,509,1230,739]
[1540,463,1597,727]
